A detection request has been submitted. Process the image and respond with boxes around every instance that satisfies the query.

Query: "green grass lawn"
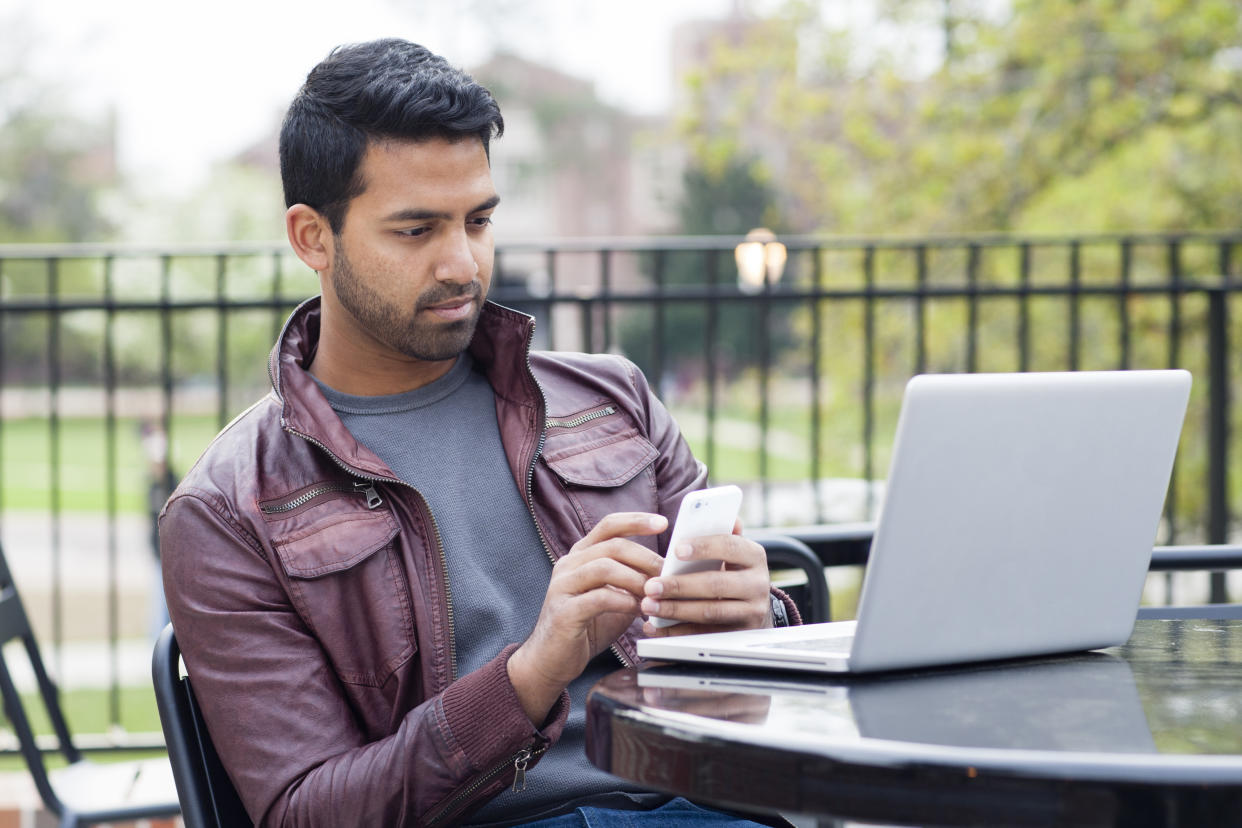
[0,415,222,513]
[0,685,165,771]
[0,395,890,514]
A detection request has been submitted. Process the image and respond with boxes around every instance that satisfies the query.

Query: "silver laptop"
[638,370,1191,674]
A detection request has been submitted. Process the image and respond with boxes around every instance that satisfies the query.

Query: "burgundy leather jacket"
[159,298,800,827]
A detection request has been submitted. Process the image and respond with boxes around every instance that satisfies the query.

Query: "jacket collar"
[268,296,541,479]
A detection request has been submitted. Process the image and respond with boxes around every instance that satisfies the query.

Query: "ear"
[286,204,333,273]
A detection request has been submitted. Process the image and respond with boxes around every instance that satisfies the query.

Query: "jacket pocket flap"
[543,433,659,487]
[276,511,399,578]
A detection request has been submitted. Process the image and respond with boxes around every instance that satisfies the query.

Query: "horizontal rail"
[1,230,1240,259]
[1,280,1237,315]
[1150,546,1242,571]
[775,526,1242,578]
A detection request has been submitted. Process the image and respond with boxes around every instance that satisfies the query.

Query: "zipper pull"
[511,748,532,792]
[354,481,382,509]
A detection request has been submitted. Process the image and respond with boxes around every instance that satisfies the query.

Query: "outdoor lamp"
[735,227,787,294]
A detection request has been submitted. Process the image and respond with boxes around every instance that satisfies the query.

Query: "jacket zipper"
[425,745,546,827]
[545,405,616,430]
[521,328,631,670]
[278,428,458,680]
[258,481,382,514]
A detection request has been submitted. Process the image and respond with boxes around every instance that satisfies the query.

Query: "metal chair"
[753,533,832,623]
[152,624,250,828]
[778,524,1242,622]
[0,544,181,828]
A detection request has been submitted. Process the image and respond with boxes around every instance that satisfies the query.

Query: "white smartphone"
[649,485,744,628]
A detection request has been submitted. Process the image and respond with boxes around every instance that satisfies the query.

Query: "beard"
[331,241,484,363]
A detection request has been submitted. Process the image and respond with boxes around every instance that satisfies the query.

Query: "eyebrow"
[382,195,501,223]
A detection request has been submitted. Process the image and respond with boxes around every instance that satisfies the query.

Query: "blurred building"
[472,51,680,241]
[234,52,683,244]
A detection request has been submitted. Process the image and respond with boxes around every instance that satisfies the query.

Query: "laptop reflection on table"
[849,653,1156,753]
[636,654,1157,754]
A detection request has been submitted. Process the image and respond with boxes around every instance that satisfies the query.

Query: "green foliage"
[683,0,1242,234]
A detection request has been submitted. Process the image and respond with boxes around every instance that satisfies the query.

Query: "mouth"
[423,295,477,322]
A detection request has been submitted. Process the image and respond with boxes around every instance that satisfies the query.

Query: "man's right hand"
[507,512,666,725]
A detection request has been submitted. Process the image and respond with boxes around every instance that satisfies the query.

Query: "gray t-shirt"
[314,355,659,824]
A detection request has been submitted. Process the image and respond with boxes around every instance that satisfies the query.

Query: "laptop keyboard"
[760,635,854,654]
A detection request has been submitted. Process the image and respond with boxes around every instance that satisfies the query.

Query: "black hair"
[279,38,504,233]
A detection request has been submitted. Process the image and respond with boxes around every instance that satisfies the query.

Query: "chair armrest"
[775,523,876,568]
[748,533,831,624]
[1149,545,1242,571]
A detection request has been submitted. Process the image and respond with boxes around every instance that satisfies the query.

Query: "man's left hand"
[640,521,773,636]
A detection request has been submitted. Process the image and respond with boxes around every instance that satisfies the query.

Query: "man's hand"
[640,520,773,637]
[507,512,666,725]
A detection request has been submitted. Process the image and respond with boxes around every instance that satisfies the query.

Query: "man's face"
[325,137,498,367]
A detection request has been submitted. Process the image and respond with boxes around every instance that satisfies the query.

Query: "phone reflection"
[637,669,779,725]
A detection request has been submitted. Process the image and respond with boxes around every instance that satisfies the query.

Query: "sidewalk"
[0,772,181,828]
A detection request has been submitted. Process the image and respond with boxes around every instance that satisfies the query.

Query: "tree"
[0,15,119,243]
[681,0,1242,234]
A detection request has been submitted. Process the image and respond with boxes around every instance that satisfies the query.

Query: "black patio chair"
[0,544,181,828]
[779,524,1242,622]
[753,533,832,624]
[152,624,250,828]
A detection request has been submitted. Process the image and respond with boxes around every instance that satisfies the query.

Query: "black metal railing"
[0,230,1238,748]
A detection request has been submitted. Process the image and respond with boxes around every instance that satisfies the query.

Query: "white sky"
[5,0,739,195]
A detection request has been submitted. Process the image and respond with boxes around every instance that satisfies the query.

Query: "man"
[159,38,800,827]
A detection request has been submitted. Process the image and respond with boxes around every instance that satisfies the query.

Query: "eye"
[397,226,430,238]
[469,216,493,229]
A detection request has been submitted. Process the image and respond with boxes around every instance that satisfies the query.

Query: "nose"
[434,227,480,284]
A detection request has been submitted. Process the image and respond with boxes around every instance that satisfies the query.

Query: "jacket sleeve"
[621,357,802,626]
[160,491,568,827]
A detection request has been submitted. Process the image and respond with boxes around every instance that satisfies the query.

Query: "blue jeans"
[518,797,768,827]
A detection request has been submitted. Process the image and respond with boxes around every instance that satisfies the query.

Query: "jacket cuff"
[769,586,803,626]
[440,643,570,767]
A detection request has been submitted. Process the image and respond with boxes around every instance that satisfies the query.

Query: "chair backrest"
[152,624,250,828]
[0,543,81,818]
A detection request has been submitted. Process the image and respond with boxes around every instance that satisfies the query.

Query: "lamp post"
[734,227,787,294]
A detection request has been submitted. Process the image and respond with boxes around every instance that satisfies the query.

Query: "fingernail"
[642,598,659,614]
[676,542,693,560]
[646,580,663,597]
[649,515,665,530]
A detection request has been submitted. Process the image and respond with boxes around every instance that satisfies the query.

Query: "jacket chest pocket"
[274,508,416,687]
[540,405,660,534]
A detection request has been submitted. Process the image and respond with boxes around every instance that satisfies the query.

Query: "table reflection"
[638,652,1156,754]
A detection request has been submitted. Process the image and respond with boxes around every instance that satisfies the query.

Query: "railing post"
[863,246,876,520]
[1208,287,1230,603]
